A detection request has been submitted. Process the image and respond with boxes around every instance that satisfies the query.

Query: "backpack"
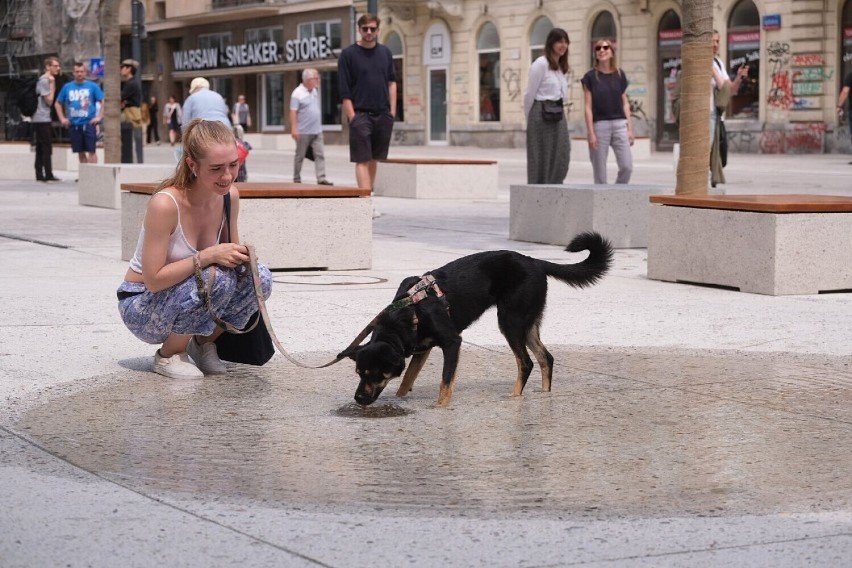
[13,76,40,117]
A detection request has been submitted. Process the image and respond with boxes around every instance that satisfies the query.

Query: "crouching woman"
[117,118,272,379]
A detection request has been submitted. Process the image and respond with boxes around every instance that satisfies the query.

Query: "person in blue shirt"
[55,61,104,166]
[338,13,396,191]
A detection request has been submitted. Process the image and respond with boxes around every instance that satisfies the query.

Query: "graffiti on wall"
[501,67,521,101]
[758,122,826,154]
[766,41,792,110]
[767,44,835,112]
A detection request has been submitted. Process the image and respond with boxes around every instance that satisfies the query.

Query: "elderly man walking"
[289,68,332,185]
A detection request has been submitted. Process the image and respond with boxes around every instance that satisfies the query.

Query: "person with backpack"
[55,61,104,166]
[33,56,62,182]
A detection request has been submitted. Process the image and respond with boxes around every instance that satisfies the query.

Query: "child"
[234,124,252,182]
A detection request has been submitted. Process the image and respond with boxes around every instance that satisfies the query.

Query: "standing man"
[231,94,251,132]
[838,71,852,164]
[55,61,104,166]
[289,68,333,185]
[338,13,396,190]
[120,59,144,163]
[34,56,61,182]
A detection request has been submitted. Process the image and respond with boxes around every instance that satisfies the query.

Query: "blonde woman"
[581,39,634,184]
[523,28,571,184]
[117,119,272,379]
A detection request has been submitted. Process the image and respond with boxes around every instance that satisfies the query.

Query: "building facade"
[6,0,844,153]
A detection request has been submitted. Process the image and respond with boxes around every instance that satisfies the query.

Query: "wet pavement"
[14,348,852,522]
[2,144,852,566]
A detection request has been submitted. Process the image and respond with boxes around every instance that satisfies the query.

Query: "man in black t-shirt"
[338,13,397,191]
[120,59,144,163]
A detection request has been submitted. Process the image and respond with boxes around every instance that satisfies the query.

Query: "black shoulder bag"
[541,99,564,122]
[211,194,275,365]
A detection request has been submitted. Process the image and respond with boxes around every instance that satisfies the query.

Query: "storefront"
[146,7,351,141]
[656,11,682,151]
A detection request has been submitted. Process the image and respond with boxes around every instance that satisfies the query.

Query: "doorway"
[428,68,447,144]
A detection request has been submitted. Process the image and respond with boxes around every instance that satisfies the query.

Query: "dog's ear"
[389,351,406,377]
[337,345,364,361]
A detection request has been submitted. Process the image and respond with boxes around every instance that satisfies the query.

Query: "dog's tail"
[541,231,613,288]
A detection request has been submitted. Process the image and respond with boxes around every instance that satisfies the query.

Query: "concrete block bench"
[52,144,104,172]
[510,183,673,248]
[374,158,498,199]
[0,142,34,179]
[121,183,372,270]
[79,163,175,209]
[243,133,296,151]
[647,194,852,295]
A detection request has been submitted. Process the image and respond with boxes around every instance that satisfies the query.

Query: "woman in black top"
[581,39,634,184]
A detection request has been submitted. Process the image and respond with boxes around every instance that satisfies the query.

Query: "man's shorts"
[69,123,97,154]
[348,111,394,163]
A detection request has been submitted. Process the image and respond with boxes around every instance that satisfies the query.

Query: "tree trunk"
[100,0,122,164]
[675,0,714,195]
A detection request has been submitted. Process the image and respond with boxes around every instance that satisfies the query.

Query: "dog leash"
[243,244,379,369]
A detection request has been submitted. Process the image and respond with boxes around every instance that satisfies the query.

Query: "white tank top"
[128,191,225,274]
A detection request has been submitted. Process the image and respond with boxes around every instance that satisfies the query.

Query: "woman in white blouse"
[523,28,571,184]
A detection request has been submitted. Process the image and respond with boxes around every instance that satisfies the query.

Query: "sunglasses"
[595,45,611,52]
[360,26,378,32]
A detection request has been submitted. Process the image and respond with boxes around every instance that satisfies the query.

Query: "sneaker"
[153,350,204,379]
[187,336,227,374]
[317,179,334,186]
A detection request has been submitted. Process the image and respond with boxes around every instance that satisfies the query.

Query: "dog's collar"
[387,273,445,312]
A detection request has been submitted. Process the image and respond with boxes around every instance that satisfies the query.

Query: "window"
[477,22,500,122]
[386,31,405,121]
[590,12,616,68]
[246,27,284,46]
[727,0,760,119]
[840,0,852,89]
[530,17,553,62]
[298,20,342,51]
[198,32,232,67]
[319,71,341,126]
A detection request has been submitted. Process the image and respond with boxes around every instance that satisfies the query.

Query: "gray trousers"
[293,133,327,182]
[589,119,632,184]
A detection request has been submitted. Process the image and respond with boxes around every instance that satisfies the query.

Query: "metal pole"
[367,0,378,14]
[131,0,142,63]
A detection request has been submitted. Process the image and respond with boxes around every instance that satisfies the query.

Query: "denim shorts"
[69,124,97,154]
[117,263,272,345]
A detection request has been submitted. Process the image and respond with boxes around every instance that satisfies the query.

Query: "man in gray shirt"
[289,68,332,185]
[34,56,61,182]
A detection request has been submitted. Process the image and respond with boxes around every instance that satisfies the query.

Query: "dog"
[339,231,613,407]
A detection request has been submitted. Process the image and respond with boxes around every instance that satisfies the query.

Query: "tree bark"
[675,0,714,195]
[100,0,122,164]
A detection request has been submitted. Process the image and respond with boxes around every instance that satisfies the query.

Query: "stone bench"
[374,158,498,199]
[243,133,296,151]
[510,183,673,248]
[52,144,104,172]
[647,194,852,295]
[79,163,176,209]
[0,142,34,179]
[121,183,372,270]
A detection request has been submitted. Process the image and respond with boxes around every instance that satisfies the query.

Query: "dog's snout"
[354,391,375,405]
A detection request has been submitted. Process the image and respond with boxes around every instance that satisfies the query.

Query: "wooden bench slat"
[649,194,852,213]
[379,158,497,165]
[121,182,371,198]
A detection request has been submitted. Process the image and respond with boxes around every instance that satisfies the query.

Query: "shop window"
[246,27,284,46]
[657,10,682,149]
[198,32,232,63]
[298,20,342,51]
[727,0,760,119]
[319,71,341,126]
[385,31,405,121]
[264,73,285,129]
[477,22,501,122]
[590,12,616,68]
[530,16,553,62]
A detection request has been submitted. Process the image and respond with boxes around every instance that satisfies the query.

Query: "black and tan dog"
[340,232,613,406]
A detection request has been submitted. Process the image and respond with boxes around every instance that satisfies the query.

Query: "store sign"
[173,36,332,71]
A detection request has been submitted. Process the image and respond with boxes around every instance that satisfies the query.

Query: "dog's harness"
[228,247,449,369]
